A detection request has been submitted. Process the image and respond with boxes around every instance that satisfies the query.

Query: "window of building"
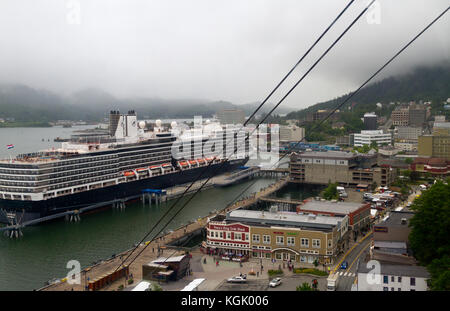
[312,239,321,248]
[219,232,223,238]
[383,276,388,284]
[245,233,249,241]
[398,277,402,283]
[410,278,416,286]
[287,237,295,246]
[391,276,395,282]
[227,232,231,239]
[276,253,282,260]
[328,239,332,248]
[265,253,271,259]
[276,236,284,245]
[391,288,394,291]
[398,288,401,291]
[234,233,241,240]
[301,238,309,247]
[383,287,388,291]
[300,255,306,262]
[252,234,260,243]
[263,235,271,244]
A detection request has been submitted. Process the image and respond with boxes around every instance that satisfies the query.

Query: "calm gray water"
[0,126,283,291]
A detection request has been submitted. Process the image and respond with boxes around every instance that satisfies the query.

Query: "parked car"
[340,261,348,270]
[227,275,247,283]
[339,192,348,198]
[269,277,282,287]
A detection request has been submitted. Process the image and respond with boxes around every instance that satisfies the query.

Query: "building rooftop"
[358,262,430,278]
[226,209,344,230]
[374,241,407,249]
[294,150,356,159]
[434,122,450,128]
[379,211,415,227]
[152,255,187,263]
[299,200,367,215]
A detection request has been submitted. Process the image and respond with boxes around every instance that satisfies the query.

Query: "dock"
[39,177,288,291]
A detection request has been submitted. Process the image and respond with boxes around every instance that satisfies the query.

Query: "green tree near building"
[409,179,450,290]
[322,182,339,200]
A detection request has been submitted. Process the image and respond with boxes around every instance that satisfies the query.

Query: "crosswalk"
[338,271,356,277]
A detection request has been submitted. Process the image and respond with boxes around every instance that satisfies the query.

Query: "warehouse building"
[297,199,371,239]
[289,151,396,187]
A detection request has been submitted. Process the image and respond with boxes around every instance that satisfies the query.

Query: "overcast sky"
[0,0,449,110]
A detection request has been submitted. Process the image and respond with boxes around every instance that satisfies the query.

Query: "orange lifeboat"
[136,168,147,173]
[162,163,171,167]
[150,165,161,170]
[189,160,197,165]
[123,171,135,177]
[179,161,188,167]
[197,158,205,164]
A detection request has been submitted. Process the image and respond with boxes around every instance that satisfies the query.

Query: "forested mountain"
[1,64,448,124]
[286,64,450,121]
[0,85,291,123]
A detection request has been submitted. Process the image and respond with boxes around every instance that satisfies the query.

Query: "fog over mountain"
[0,1,449,114]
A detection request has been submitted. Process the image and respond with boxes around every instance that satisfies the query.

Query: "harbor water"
[0,126,319,291]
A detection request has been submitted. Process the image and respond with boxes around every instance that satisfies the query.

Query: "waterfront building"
[353,130,392,147]
[216,109,245,125]
[297,199,371,239]
[357,262,429,291]
[289,151,396,187]
[205,209,350,265]
[142,255,190,282]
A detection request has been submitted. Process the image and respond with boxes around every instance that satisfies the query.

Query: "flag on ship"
[7,144,14,149]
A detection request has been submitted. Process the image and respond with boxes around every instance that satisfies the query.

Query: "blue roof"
[142,189,166,194]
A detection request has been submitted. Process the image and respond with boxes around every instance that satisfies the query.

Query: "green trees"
[404,158,414,165]
[322,182,339,200]
[409,180,450,290]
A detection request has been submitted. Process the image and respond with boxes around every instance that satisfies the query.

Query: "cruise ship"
[0,111,248,224]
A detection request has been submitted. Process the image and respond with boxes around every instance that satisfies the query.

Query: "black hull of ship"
[0,159,247,224]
